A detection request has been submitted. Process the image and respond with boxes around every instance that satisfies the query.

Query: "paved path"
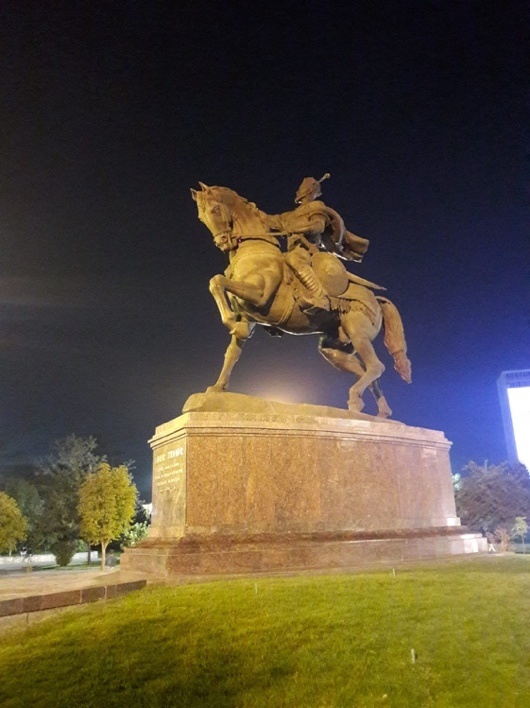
[0,567,121,601]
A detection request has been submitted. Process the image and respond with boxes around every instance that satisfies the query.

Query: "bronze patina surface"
[191,177,411,418]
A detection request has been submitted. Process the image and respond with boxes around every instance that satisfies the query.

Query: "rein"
[237,232,290,238]
[236,234,283,249]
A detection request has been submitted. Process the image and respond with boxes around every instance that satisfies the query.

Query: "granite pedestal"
[121,393,486,577]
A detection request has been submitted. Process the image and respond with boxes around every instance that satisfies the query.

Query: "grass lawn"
[0,556,529,707]
[28,561,104,572]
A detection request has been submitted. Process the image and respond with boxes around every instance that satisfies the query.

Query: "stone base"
[121,393,487,578]
[121,528,486,578]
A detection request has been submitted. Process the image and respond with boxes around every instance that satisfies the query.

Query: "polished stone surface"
[122,529,485,577]
[121,397,487,577]
[149,406,458,538]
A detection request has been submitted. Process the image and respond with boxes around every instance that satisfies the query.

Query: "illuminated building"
[497,369,530,471]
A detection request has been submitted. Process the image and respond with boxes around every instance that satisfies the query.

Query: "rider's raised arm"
[281,209,327,240]
[259,209,284,232]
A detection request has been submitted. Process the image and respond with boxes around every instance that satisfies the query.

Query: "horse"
[190,183,412,417]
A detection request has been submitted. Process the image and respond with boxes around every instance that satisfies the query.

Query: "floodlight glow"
[507,386,530,471]
[258,389,298,404]
[250,383,303,405]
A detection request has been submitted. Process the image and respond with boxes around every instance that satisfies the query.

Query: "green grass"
[1,556,529,707]
[28,561,104,572]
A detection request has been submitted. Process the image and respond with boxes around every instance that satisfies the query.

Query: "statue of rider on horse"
[191,175,411,417]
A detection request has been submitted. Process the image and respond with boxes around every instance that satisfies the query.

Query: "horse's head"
[191,183,238,252]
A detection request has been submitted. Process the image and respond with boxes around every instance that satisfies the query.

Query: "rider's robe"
[266,200,370,263]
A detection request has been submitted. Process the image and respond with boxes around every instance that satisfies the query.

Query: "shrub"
[53,540,77,567]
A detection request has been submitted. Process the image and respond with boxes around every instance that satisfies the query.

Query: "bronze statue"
[266,173,372,313]
[191,179,411,417]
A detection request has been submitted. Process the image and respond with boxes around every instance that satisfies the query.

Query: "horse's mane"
[208,186,269,229]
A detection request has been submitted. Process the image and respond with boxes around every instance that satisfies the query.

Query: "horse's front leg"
[207,328,253,393]
[209,274,240,334]
[209,273,273,337]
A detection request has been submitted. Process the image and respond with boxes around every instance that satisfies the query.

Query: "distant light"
[506,386,530,470]
[251,387,301,405]
[498,370,530,470]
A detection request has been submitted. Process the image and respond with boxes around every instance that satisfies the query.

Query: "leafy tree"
[493,527,511,552]
[512,516,528,554]
[4,479,43,553]
[78,463,138,570]
[0,492,28,553]
[455,461,530,534]
[120,500,151,549]
[37,435,105,565]
[120,521,149,549]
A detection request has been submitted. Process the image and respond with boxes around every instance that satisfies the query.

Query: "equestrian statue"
[191,175,412,418]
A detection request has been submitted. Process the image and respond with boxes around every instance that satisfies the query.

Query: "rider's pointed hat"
[295,173,330,204]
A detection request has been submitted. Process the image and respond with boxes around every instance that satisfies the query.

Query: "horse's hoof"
[376,397,392,418]
[347,396,364,413]
[205,385,225,394]
[229,321,250,339]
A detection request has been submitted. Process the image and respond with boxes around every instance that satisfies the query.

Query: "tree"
[4,479,43,553]
[78,463,138,570]
[37,435,105,565]
[120,500,151,549]
[0,492,28,553]
[455,461,530,534]
[493,527,511,552]
[512,516,528,554]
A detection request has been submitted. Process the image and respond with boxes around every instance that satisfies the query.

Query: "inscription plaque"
[150,437,187,538]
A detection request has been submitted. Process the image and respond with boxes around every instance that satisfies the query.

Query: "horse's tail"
[377,297,412,383]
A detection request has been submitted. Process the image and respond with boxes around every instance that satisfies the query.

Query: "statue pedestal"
[121,394,486,578]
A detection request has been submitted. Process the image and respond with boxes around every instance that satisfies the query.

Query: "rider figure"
[268,174,370,313]
[266,174,332,312]
[285,174,331,312]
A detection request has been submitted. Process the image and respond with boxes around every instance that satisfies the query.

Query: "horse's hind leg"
[339,312,385,413]
[371,377,392,418]
[319,337,391,417]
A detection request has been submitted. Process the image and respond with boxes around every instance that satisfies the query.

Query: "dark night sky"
[1,1,528,498]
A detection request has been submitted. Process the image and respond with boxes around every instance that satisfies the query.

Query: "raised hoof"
[229,321,251,340]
